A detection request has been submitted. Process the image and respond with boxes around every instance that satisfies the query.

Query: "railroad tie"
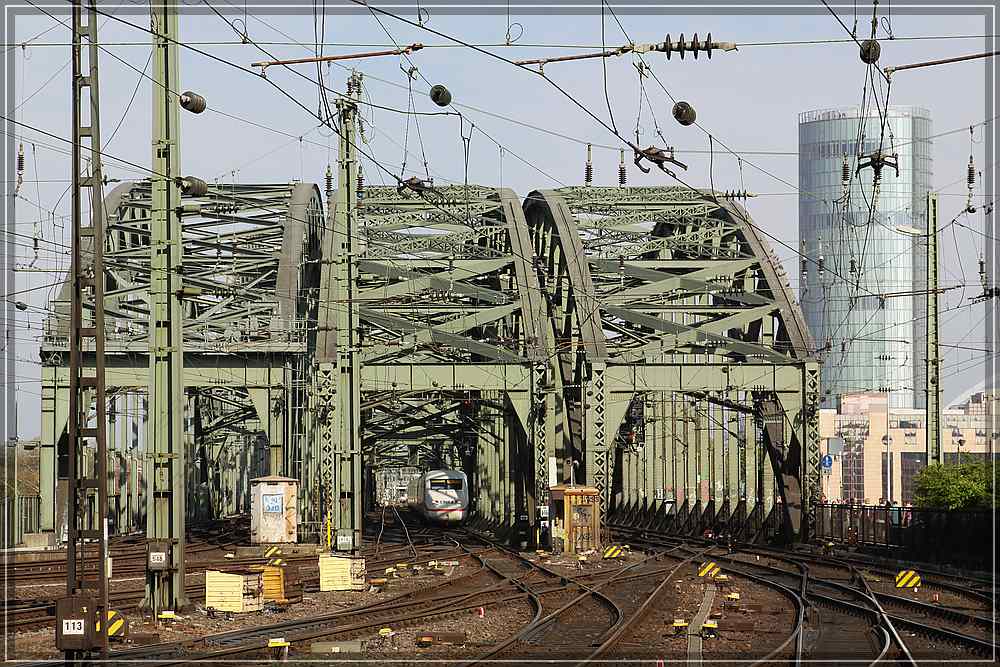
[687,583,717,667]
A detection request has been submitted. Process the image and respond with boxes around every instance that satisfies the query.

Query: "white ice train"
[406,469,469,523]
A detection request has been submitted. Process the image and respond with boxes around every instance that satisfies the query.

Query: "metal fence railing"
[815,503,991,570]
[2,495,41,546]
[18,495,41,545]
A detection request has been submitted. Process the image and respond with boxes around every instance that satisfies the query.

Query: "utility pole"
[57,0,110,660]
[144,1,187,614]
[925,192,941,465]
[314,72,362,552]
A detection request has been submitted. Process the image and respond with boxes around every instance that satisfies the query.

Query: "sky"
[3,2,993,439]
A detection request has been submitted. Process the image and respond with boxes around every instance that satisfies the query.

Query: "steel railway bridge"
[38,179,820,549]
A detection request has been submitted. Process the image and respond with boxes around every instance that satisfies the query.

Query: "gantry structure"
[39,175,820,547]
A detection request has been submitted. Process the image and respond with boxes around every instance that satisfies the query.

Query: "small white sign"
[337,532,354,551]
[548,457,558,488]
[149,552,167,565]
[262,494,283,514]
[62,619,85,636]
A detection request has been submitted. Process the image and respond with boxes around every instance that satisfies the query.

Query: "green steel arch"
[523,186,820,541]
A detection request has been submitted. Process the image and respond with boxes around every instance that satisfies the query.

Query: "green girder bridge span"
[39,181,819,546]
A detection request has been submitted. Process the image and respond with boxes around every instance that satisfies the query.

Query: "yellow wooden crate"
[249,565,302,604]
[319,555,366,592]
[205,569,264,613]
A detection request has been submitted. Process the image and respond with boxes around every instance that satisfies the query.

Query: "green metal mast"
[925,191,941,465]
[315,72,362,552]
[334,73,362,552]
[145,1,187,612]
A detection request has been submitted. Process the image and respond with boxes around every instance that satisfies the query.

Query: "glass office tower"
[798,106,933,409]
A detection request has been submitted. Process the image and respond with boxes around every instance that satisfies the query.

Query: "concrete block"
[21,532,57,548]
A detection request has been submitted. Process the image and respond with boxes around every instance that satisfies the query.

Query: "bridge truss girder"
[38,181,322,537]
[522,186,820,541]
[345,184,548,536]
[39,179,820,546]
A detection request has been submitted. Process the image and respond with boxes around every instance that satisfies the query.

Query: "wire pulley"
[429,84,452,107]
[179,91,207,114]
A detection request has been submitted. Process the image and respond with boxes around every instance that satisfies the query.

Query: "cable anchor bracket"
[633,145,688,176]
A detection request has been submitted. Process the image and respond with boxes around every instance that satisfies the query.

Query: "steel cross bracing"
[56,182,317,351]
[350,179,549,535]
[523,186,820,541]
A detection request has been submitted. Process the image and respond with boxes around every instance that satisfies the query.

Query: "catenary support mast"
[65,0,110,659]
[314,73,362,552]
[925,192,941,465]
[144,0,187,612]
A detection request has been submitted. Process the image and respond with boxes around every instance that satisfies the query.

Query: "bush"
[912,460,995,510]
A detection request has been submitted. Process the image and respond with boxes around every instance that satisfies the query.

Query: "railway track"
[719,547,996,662]
[756,543,996,611]
[8,542,483,633]
[12,514,996,665]
[777,551,997,644]
[456,530,679,664]
[609,525,806,664]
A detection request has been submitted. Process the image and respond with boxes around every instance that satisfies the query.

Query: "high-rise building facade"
[798,106,933,409]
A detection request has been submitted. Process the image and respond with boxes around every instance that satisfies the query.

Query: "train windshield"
[429,478,464,490]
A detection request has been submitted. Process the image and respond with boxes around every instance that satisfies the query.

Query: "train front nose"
[433,507,466,522]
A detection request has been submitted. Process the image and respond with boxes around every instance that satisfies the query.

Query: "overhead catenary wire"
[30,0,458,206]
[5,33,998,50]
[201,0,567,188]
[344,0,873,308]
[818,0,891,83]
[9,3,992,386]
[27,0,980,344]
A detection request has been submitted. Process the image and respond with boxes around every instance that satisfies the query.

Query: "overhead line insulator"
[514,34,735,68]
[585,143,593,186]
[660,32,737,60]
[966,154,977,213]
[15,142,24,193]
[357,165,365,207]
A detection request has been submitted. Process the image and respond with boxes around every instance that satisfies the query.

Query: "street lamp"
[951,427,967,462]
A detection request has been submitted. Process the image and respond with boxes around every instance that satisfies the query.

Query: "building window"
[840,437,865,502]
[900,452,925,504]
